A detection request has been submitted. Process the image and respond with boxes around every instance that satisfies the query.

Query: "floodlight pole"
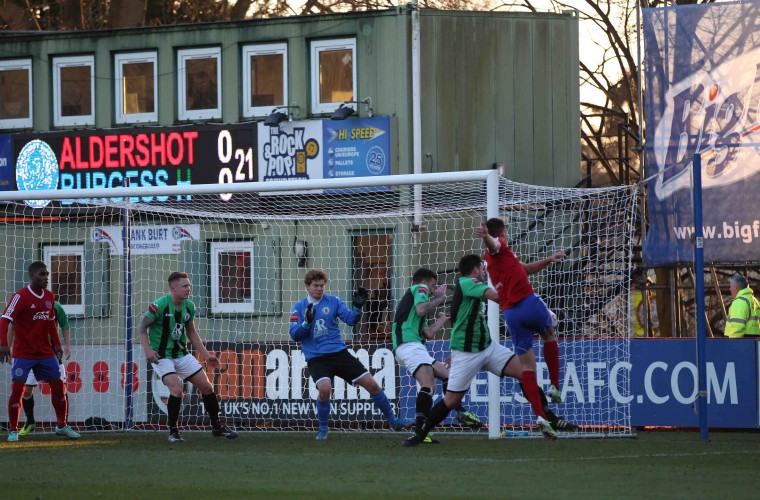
[692,153,709,441]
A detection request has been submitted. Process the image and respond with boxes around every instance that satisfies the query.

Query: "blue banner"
[642,1,760,266]
[323,116,391,192]
[399,339,758,429]
[0,134,12,191]
[630,339,757,428]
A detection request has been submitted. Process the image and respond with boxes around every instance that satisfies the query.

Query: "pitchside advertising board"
[643,1,760,265]
[1,339,756,428]
[6,117,393,205]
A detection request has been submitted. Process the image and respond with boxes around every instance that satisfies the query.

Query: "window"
[352,231,394,340]
[178,47,222,121]
[44,245,84,316]
[242,43,288,118]
[211,241,253,313]
[115,51,157,124]
[310,38,356,115]
[0,59,33,130]
[53,55,95,127]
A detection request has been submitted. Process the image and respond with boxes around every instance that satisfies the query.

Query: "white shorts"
[446,341,516,393]
[152,354,203,381]
[25,362,66,386]
[395,342,436,377]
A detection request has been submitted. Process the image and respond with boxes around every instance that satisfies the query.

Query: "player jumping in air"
[476,219,568,439]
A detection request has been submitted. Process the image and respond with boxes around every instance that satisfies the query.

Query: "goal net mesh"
[0,175,637,437]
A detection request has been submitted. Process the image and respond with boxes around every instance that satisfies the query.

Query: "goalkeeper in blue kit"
[289,268,409,440]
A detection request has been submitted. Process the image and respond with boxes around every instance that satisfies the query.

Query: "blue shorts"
[502,294,553,355]
[11,356,61,383]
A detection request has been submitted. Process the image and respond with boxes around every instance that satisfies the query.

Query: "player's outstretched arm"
[523,250,566,275]
[475,222,500,254]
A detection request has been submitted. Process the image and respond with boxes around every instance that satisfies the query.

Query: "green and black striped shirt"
[450,277,491,352]
[146,295,195,359]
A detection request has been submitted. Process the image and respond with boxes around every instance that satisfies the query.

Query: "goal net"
[0,171,637,437]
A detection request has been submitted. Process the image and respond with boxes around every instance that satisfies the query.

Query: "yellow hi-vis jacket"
[725,287,760,338]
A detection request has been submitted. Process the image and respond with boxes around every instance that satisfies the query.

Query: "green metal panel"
[84,241,110,317]
[1,9,578,186]
[419,11,579,187]
[180,239,209,317]
[431,16,457,174]
[254,236,281,314]
[532,20,553,184]
[494,19,517,180]
[513,18,535,181]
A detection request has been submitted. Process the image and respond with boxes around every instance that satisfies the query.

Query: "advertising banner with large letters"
[2,339,756,428]
[642,1,760,265]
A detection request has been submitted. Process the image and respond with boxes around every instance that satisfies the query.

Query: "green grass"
[1,430,759,499]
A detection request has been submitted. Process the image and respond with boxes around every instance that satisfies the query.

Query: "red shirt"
[484,237,534,310]
[2,286,58,359]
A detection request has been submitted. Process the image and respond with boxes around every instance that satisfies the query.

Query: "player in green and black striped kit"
[404,254,576,446]
[139,271,238,443]
[393,268,482,441]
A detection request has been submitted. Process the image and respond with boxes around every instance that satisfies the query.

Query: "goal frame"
[1,170,506,437]
[0,170,637,439]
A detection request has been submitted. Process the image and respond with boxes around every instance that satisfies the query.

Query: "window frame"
[53,54,95,127]
[114,51,158,125]
[310,38,357,115]
[242,42,288,118]
[43,244,85,317]
[177,46,222,122]
[0,58,33,130]
[210,241,255,314]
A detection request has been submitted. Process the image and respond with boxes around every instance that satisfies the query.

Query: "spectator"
[630,268,660,337]
[725,274,760,338]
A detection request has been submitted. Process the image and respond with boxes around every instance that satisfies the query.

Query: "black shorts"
[307,349,369,386]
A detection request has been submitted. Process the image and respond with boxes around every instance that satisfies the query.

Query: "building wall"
[0,8,579,186]
[419,10,580,186]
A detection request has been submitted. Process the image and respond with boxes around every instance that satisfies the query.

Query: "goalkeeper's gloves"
[302,303,315,328]
[352,287,369,310]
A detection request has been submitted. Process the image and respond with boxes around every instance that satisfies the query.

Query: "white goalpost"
[0,170,637,438]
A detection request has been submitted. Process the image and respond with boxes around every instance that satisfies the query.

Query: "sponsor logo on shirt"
[32,311,50,321]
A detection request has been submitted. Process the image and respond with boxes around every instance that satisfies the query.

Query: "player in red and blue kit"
[289,268,409,440]
[0,261,80,442]
[477,219,566,439]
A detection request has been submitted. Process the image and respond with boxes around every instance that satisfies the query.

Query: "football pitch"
[1,429,758,498]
